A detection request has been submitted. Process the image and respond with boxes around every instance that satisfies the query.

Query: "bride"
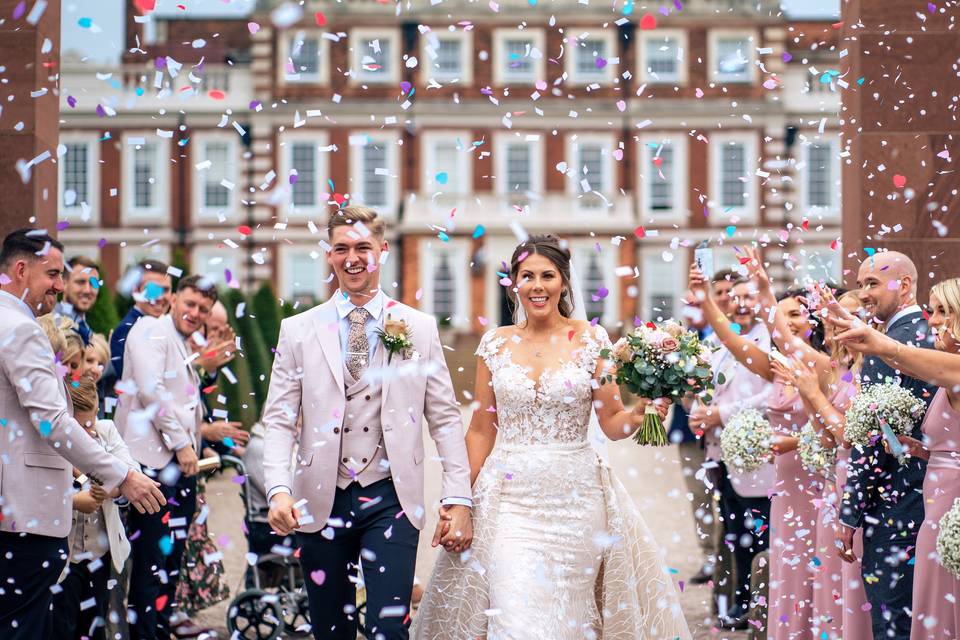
[413,235,692,639]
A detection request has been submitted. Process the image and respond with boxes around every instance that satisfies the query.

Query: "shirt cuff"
[440,497,473,508]
[267,486,292,502]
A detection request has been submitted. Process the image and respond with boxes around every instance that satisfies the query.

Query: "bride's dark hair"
[507,234,575,320]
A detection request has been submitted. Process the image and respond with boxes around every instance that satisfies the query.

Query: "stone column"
[840,0,960,294]
[0,0,62,238]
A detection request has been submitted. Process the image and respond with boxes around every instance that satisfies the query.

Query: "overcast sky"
[62,0,840,64]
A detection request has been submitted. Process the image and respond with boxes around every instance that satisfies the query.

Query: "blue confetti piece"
[473,225,485,239]
[730,323,742,335]
[39,420,52,437]
[857,76,865,85]
[135,87,145,96]
[178,138,189,147]
[623,0,634,15]
[78,17,93,28]
[438,231,450,242]
[159,536,173,556]
[224,437,236,448]
[436,172,448,185]
[725,225,736,237]
[864,247,876,257]
[144,281,165,302]
[90,278,100,290]
[819,73,832,84]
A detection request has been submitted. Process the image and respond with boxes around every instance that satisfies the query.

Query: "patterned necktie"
[77,317,92,345]
[346,307,370,380]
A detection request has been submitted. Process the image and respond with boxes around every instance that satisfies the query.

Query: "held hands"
[119,469,167,514]
[267,492,301,536]
[201,420,250,447]
[836,524,857,563]
[176,444,200,477]
[73,489,104,514]
[431,505,473,554]
[689,404,722,431]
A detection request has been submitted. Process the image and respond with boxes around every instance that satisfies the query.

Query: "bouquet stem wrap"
[635,403,668,446]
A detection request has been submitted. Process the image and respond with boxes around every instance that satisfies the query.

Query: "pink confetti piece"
[892,174,907,188]
[639,13,657,29]
[247,21,260,34]
[310,569,326,585]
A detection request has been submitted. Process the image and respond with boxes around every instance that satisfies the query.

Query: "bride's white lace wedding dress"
[413,326,692,639]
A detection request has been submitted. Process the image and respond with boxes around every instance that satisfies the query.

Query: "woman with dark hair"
[414,234,692,639]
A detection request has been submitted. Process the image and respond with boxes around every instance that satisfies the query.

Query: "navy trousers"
[717,462,771,612]
[861,527,916,640]
[0,531,68,639]
[297,478,419,640]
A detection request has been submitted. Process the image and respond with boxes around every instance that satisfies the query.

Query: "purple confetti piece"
[155,56,167,70]
[400,80,412,94]
[289,172,298,185]
[98,238,107,248]
[249,100,261,110]
[67,95,77,108]
[658,5,669,16]
[95,104,106,117]
[595,57,607,70]
[232,475,246,485]
[225,269,233,284]
[928,3,936,11]
[480,87,493,95]
[56,221,70,231]
[674,0,683,9]
[12,1,26,20]
[591,286,609,302]
[782,52,793,63]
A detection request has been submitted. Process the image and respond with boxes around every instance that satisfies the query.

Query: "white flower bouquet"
[843,383,925,449]
[603,320,714,446]
[936,498,960,579]
[797,421,837,477]
[720,408,774,472]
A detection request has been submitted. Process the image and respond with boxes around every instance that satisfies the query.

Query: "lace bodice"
[476,325,612,445]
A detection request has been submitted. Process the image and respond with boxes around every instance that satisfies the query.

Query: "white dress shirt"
[885,304,923,331]
[0,289,36,318]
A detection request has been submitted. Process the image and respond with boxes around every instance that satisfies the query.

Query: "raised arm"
[688,263,773,381]
[743,245,832,372]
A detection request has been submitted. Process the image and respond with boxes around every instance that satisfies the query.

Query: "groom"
[263,206,473,639]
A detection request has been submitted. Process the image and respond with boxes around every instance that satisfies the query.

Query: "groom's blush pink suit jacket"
[261,296,472,533]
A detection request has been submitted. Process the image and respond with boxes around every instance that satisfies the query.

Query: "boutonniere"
[377,315,413,363]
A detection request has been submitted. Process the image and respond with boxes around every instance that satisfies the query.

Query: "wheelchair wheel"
[282,590,312,634]
[226,589,285,640]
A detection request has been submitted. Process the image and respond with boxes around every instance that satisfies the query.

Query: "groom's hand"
[436,505,473,553]
[268,492,301,536]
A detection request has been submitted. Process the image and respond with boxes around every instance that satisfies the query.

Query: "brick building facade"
[57,0,842,337]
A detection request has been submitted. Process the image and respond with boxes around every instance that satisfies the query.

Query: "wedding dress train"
[413,326,692,639]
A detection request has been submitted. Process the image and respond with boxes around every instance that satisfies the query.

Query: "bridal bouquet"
[843,383,925,449]
[937,498,960,578]
[797,421,837,477]
[720,409,774,472]
[603,320,713,446]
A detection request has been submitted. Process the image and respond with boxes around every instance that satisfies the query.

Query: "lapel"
[379,296,401,413]
[164,314,199,386]
[312,299,345,392]
[885,310,923,338]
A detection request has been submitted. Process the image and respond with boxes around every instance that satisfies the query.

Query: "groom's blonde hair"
[328,206,386,241]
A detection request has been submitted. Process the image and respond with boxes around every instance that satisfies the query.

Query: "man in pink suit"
[264,206,472,640]
[0,229,165,639]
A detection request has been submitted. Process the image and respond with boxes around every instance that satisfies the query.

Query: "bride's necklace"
[521,322,571,358]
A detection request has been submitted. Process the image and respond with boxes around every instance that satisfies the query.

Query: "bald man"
[838,251,936,640]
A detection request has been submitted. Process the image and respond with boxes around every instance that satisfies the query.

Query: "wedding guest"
[103,259,172,400]
[768,287,873,639]
[55,255,100,344]
[84,333,110,382]
[0,229,164,640]
[828,276,960,640]
[688,270,774,630]
[115,274,214,640]
[53,375,140,640]
[834,251,936,640]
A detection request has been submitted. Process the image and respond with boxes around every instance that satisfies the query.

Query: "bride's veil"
[512,258,610,460]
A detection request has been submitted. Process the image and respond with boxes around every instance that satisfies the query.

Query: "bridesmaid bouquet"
[720,409,774,472]
[604,320,714,446]
[937,498,960,579]
[797,421,837,477]
[843,383,925,451]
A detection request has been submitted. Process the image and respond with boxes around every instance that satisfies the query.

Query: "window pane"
[63,143,89,207]
[646,37,679,80]
[203,142,231,209]
[291,143,316,207]
[433,141,463,193]
[650,145,674,211]
[576,39,606,76]
[290,252,321,300]
[807,144,832,208]
[436,39,462,75]
[133,143,156,209]
[646,257,677,321]
[291,36,319,76]
[506,144,531,193]
[578,144,604,209]
[433,253,456,325]
[716,38,749,78]
[582,252,605,321]
[505,39,533,76]
[363,144,388,207]
[361,38,391,76]
[720,143,746,208]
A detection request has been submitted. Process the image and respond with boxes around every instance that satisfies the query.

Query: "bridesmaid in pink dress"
[769,289,873,639]
[766,383,820,640]
[907,388,960,639]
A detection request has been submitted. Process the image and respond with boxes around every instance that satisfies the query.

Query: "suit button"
[344,427,350,433]
[347,395,353,401]
[363,427,369,432]
[362,458,368,463]
[333,427,340,434]
[365,395,371,401]
[342,457,348,463]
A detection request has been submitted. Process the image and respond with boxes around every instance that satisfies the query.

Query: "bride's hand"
[631,397,671,424]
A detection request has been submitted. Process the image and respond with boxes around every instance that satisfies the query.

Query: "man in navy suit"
[838,251,936,640]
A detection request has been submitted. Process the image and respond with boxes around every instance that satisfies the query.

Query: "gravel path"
[196,416,748,639]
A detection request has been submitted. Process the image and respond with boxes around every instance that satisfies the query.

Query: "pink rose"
[660,337,680,352]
